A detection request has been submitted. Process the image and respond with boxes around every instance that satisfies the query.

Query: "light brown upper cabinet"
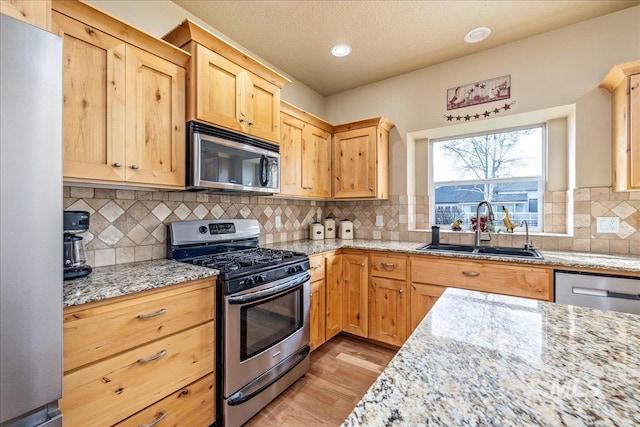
[163,19,290,145]
[52,0,188,189]
[280,102,332,199]
[600,59,640,192]
[333,117,394,199]
[1,0,50,30]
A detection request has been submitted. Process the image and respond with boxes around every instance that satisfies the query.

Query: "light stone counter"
[63,259,218,308]
[343,288,640,426]
[266,239,640,274]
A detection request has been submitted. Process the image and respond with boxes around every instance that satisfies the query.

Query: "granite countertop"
[266,239,640,273]
[63,259,218,308]
[343,288,640,426]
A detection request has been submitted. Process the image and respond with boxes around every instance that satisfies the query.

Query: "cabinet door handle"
[369,187,374,191]
[138,410,167,427]
[138,349,167,364]
[113,162,122,168]
[399,289,404,294]
[239,117,245,123]
[360,263,365,267]
[462,271,480,277]
[131,164,140,170]
[381,262,395,269]
[248,121,254,126]
[137,308,166,320]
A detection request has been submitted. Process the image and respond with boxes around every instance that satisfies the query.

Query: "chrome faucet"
[474,200,494,246]
[520,220,533,250]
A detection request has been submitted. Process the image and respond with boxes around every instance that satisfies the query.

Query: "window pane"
[434,181,541,230]
[433,126,543,182]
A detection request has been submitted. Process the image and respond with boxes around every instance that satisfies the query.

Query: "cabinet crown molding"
[52,0,190,66]
[599,59,640,92]
[163,18,290,89]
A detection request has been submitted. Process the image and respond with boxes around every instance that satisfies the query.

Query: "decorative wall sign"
[447,75,511,110]
[443,101,515,121]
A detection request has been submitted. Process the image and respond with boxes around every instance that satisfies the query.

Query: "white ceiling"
[172,0,640,96]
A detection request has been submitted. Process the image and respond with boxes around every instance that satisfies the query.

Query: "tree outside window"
[431,125,544,231]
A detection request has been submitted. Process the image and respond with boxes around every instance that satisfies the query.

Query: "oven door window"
[240,286,303,361]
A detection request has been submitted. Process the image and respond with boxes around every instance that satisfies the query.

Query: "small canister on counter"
[338,219,354,240]
[309,222,324,240]
[323,217,336,239]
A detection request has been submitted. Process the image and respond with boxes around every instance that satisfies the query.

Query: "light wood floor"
[244,335,397,427]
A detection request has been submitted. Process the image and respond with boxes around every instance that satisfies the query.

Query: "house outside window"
[431,125,545,232]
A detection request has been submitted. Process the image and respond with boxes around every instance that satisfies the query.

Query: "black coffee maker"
[63,211,92,280]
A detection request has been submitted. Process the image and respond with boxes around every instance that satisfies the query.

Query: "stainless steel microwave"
[188,121,279,194]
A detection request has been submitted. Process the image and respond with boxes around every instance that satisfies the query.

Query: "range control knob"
[286,266,296,275]
[245,277,255,286]
[256,274,267,283]
[295,265,303,273]
[198,226,208,234]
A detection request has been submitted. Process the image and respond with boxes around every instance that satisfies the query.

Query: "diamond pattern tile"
[611,201,637,220]
[65,184,640,267]
[152,203,172,221]
[98,225,124,246]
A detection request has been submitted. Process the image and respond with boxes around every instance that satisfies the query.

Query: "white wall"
[324,6,640,195]
[85,0,326,118]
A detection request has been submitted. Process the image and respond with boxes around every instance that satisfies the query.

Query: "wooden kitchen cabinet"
[60,278,215,427]
[409,283,446,332]
[52,0,187,189]
[325,252,343,340]
[411,256,553,301]
[1,0,50,30]
[333,117,394,199]
[368,253,409,346]
[280,102,333,198]
[600,59,640,191]
[342,252,369,337]
[308,254,326,351]
[163,19,289,144]
[115,373,214,427]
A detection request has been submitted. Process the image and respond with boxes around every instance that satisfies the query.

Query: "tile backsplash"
[65,185,639,267]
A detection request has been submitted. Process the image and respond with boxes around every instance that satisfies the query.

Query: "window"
[431,125,545,231]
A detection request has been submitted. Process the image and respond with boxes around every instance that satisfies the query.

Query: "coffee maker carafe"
[63,210,92,280]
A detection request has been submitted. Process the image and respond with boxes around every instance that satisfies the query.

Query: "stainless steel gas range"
[167,219,310,427]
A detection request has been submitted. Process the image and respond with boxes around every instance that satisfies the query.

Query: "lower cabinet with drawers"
[60,278,215,427]
[304,249,553,351]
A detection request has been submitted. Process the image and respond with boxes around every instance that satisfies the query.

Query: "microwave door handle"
[259,155,269,187]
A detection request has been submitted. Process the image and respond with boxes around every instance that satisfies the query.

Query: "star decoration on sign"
[444,101,516,121]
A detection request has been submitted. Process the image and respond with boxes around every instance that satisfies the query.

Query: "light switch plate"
[596,217,619,233]
[375,215,384,227]
[275,215,282,229]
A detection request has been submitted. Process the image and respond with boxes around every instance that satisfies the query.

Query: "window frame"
[429,123,547,232]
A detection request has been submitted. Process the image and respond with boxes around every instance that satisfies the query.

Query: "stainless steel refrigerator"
[0,14,64,427]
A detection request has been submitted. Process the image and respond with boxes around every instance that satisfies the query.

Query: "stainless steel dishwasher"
[555,270,640,315]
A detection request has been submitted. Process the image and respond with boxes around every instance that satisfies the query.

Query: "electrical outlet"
[596,217,619,233]
[275,215,282,229]
[375,215,384,227]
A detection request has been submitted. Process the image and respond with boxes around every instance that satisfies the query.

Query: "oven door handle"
[227,272,310,304]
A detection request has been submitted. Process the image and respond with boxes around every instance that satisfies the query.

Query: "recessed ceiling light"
[330,43,352,57]
[464,27,491,44]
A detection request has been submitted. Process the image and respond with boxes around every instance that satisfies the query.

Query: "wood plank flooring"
[244,335,397,427]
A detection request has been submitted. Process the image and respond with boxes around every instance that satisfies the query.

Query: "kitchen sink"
[417,243,543,259]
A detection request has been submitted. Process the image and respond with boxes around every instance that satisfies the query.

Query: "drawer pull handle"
[139,410,166,427]
[462,271,480,277]
[138,349,167,364]
[381,262,395,269]
[137,308,166,319]
[312,264,322,270]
